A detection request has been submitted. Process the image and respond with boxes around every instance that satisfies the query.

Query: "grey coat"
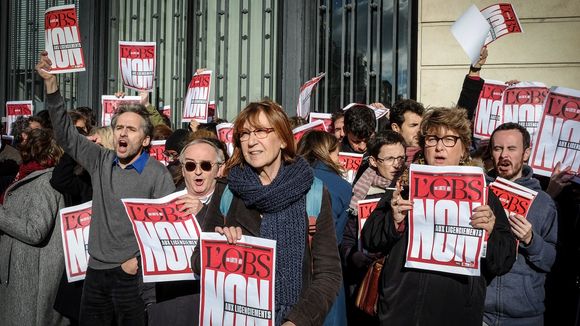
[0,168,68,326]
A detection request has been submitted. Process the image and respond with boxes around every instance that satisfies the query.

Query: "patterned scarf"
[228,157,313,323]
[349,166,392,215]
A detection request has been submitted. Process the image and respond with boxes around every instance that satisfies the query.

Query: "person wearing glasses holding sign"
[361,106,516,326]
[192,100,342,326]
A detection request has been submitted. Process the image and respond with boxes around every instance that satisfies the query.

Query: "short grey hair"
[110,104,153,140]
[179,138,225,164]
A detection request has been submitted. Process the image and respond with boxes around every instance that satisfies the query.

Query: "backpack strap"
[220,185,234,217]
[306,177,324,247]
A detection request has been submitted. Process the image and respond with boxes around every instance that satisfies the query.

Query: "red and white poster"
[292,120,326,143]
[60,201,92,283]
[357,198,380,252]
[161,105,171,118]
[44,4,86,73]
[502,82,549,144]
[338,152,364,184]
[100,95,141,126]
[216,123,234,157]
[489,178,536,219]
[530,86,580,179]
[4,101,33,135]
[297,73,326,119]
[406,164,487,276]
[122,190,202,283]
[473,80,507,139]
[119,41,156,91]
[342,102,387,120]
[200,233,276,326]
[183,71,212,123]
[481,3,523,45]
[149,140,167,166]
[308,112,332,131]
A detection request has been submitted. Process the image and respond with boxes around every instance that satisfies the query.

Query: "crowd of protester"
[0,48,578,326]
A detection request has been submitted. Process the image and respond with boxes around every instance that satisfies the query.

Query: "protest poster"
[122,190,202,283]
[182,71,212,123]
[451,5,490,65]
[473,80,507,139]
[530,86,580,180]
[292,120,326,143]
[357,198,380,251]
[60,201,92,282]
[44,4,85,73]
[297,73,326,119]
[149,140,167,166]
[489,178,536,218]
[216,123,234,157]
[100,95,141,126]
[4,101,33,135]
[308,112,333,131]
[161,105,171,118]
[342,103,388,120]
[338,152,364,184]
[502,82,549,144]
[200,233,276,326]
[406,164,487,276]
[119,41,156,91]
[481,3,523,45]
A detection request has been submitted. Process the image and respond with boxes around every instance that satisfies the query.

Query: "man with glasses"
[150,138,227,325]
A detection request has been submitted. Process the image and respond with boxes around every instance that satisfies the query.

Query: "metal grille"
[315,0,413,112]
[192,0,278,121]
[6,0,79,112]
[105,0,189,127]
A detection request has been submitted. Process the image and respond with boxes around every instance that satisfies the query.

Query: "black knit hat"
[165,129,190,153]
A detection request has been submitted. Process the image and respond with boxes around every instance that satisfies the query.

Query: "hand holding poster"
[481,3,523,45]
[338,152,364,184]
[473,80,507,139]
[60,201,92,282]
[119,41,156,91]
[297,73,326,119]
[100,95,141,126]
[531,87,580,179]
[183,71,213,123]
[308,112,333,131]
[406,164,487,276]
[216,123,234,157]
[502,82,549,144]
[149,140,167,166]
[4,101,33,135]
[200,233,276,326]
[122,190,202,282]
[44,4,85,73]
[292,120,326,142]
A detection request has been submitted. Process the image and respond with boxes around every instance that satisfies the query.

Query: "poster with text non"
[473,80,507,139]
[119,41,156,91]
[4,101,33,135]
[481,3,523,45]
[60,201,92,282]
[100,95,141,126]
[530,86,580,179]
[182,71,212,123]
[502,82,549,144]
[44,4,86,73]
[406,164,487,276]
[122,190,201,283]
[200,233,276,326]
[216,123,234,157]
[338,152,364,184]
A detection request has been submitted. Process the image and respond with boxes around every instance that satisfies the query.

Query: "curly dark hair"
[20,128,63,165]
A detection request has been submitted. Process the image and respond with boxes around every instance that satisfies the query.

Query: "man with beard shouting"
[483,122,558,325]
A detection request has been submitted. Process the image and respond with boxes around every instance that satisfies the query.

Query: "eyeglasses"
[184,160,220,172]
[424,135,461,148]
[375,156,405,165]
[238,128,275,142]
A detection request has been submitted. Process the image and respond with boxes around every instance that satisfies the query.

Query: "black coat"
[361,187,516,326]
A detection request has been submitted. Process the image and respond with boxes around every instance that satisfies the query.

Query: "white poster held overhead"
[183,71,213,123]
[481,3,524,45]
[119,41,156,91]
[44,4,86,73]
[451,5,491,65]
[297,73,326,119]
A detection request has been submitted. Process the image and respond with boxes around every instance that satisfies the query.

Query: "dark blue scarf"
[228,157,313,323]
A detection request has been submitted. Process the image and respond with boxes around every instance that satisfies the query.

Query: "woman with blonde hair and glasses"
[193,101,341,326]
[362,106,516,325]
